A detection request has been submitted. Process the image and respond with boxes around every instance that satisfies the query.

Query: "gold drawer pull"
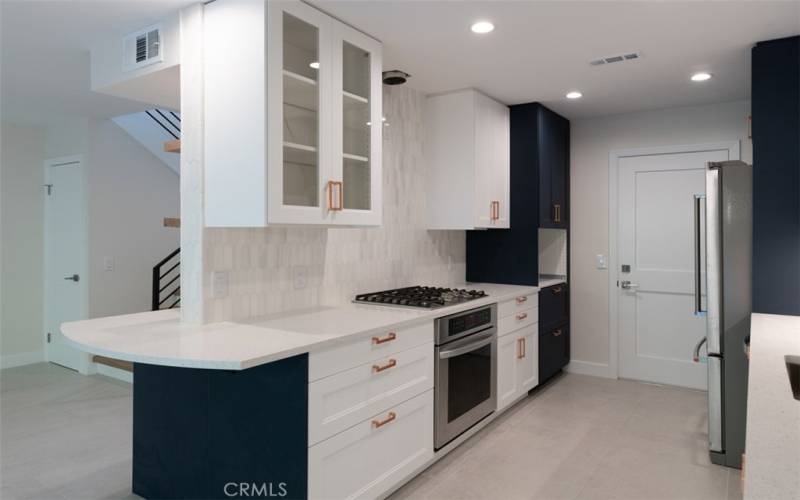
[516,312,528,321]
[516,296,528,304]
[552,286,563,295]
[372,411,396,429]
[553,329,563,337]
[372,359,397,373]
[516,338,526,359]
[372,332,396,345]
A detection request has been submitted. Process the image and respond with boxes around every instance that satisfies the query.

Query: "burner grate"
[354,286,487,309]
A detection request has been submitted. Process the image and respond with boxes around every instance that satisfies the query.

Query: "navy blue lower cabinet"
[752,36,800,315]
[132,355,308,500]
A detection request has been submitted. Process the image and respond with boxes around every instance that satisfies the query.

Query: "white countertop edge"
[61,283,539,371]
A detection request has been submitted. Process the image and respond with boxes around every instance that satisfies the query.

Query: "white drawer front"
[309,390,434,500]
[310,322,433,382]
[498,306,537,337]
[309,342,433,445]
[498,293,538,319]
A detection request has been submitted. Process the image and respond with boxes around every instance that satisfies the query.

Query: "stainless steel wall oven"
[434,304,497,450]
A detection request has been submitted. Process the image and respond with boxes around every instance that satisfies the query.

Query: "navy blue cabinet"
[466,103,569,285]
[539,283,570,383]
[752,36,800,315]
[538,107,570,229]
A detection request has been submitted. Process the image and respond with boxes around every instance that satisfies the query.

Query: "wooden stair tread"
[164,139,181,153]
[163,217,181,228]
[92,355,133,372]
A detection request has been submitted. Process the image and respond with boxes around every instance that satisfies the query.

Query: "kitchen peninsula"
[62,283,538,499]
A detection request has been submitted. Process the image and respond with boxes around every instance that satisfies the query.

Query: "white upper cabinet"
[425,89,510,230]
[204,0,382,227]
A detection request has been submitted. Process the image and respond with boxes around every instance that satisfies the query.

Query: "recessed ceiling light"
[309,61,320,69]
[691,72,712,82]
[566,91,583,99]
[470,21,494,34]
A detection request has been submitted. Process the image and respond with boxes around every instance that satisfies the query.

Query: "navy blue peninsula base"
[132,355,308,499]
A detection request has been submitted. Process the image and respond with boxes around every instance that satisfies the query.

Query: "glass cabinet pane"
[283,13,319,207]
[341,41,371,211]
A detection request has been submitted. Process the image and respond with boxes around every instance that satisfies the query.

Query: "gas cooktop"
[354,286,487,309]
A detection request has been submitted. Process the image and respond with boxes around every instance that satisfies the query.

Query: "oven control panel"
[448,308,492,336]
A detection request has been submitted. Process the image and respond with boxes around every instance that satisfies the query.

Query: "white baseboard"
[565,359,617,379]
[95,364,133,384]
[0,350,45,369]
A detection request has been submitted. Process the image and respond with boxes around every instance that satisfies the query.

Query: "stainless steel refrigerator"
[692,160,752,469]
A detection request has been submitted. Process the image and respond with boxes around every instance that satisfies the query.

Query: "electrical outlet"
[292,266,308,290]
[596,254,607,270]
[212,270,230,299]
[103,256,114,272]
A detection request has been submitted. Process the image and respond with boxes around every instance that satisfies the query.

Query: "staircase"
[153,248,180,310]
[112,108,181,175]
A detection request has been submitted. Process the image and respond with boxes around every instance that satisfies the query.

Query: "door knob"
[620,280,638,290]
[64,274,80,282]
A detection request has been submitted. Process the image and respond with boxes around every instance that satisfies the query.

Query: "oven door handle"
[438,333,494,360]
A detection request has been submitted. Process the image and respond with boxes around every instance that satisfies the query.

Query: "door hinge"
[46,332,52,343]
[43,184,53,196]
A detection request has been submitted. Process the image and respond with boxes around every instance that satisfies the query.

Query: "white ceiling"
[311,0,800,118]
[0,0,194,126]
[2,1,797,125]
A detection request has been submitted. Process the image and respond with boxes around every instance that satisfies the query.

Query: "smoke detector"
[382,70,410,85]
[589,52,641,66]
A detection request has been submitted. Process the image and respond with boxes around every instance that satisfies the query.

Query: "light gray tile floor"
[0,363,740,500]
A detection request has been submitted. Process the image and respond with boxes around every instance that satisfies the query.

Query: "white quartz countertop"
[744,313,800,499]
[61,283,537,370]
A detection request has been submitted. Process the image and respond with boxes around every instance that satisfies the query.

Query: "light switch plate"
[595,254,607,270]
[103,256,115,272]
[212,270,230,299]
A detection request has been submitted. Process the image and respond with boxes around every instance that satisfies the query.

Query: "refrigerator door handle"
[693,194,707,317]
[693,336,707,363]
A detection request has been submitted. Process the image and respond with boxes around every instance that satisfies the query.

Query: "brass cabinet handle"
[490,200,500,221]
[552,286,562,295]
[515,296,528,304]
[516,312,528,321]
[372,411,396,428]
[372,332,396,345]
[327,181,343,211]
[553,203,561,223]
[372,359,397,373]
[553,329,563,337]
[517,338,525,359]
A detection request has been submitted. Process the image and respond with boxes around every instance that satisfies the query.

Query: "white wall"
[1,122,46,367]
[1,118,179,369]
[200,86,466,322]
[569,99,752,377]
[85,119,180,317]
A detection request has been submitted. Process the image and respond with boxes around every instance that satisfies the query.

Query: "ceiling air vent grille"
[123,24,163,72]
[590,52,641,66]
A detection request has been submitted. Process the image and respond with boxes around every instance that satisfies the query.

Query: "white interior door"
[617,148,730,389]
[44,157,89,372]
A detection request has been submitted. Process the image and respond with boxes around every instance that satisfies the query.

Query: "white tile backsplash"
[202,86,465,322]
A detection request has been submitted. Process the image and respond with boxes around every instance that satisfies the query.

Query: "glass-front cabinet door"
[330,23,382,226]
[267,1,332,224]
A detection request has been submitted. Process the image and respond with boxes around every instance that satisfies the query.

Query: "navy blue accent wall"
[466,103,540,285]
[752,36,800,315]
[133,355,308,499]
